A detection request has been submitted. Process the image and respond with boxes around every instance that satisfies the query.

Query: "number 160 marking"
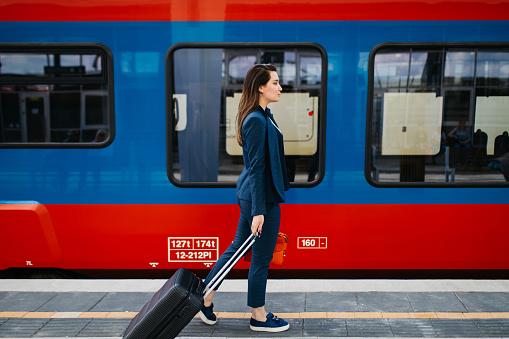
[297,237,327,249]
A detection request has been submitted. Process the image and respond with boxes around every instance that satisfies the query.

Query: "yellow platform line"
[2,311,509,319]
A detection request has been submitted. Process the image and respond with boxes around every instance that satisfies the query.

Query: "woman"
[198,64,291,332]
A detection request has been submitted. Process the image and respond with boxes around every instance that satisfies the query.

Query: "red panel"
[283,204,509,270]
[30,203,509,271]
[0,204,62,270]
[45,204,242,270]
[0,0,508,21]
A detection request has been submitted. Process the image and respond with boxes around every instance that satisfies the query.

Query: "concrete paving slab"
[77,318,131,337]
[31,318,91,337]
[430,319,481,337]
[302,318,347,337]
[265,293,306,313]
[305,292,358,312]
[0,318,48,337]
[388,318,437,337]
[473,319,509,337]
[178,318,215,337]
[406,293,467,312]
[211,292,251,313]
[345,318,393,337]
[0,292,57,312]
[357,292,413,312]
[457,292,509,312]
[199,318,250,338]
[90,293,153,312]
[213,292,307,314]
[37,292,106,312]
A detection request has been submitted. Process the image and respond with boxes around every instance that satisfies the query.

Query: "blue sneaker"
[198,303,217,325]
[250,313,289,332]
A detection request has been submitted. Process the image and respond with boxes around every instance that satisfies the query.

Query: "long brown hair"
[236,64,277,146]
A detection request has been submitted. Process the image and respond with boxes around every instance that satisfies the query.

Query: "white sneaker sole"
[250,323,290,332]
[198,310,217,325]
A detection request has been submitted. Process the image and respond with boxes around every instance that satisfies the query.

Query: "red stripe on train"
[1,204,508,271]
[0,0,508,22]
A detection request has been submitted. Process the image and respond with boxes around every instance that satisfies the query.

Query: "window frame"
[365,42,509,188]
[166,42,328,188]
[0,43,115,149]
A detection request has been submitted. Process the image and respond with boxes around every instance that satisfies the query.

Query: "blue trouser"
[204,199,280,308]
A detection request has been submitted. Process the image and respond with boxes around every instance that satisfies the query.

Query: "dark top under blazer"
[236,106,290,216]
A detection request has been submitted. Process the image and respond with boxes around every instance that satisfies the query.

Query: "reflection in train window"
[167,43,327,187]
[0,44,114,147]
[366,43,509,186]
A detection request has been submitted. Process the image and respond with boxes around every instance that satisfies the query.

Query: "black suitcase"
[123,234,257,339]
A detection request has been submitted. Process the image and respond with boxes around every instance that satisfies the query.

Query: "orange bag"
[244,232,289,267]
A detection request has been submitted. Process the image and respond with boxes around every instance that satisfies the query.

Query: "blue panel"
[0,21,508,204]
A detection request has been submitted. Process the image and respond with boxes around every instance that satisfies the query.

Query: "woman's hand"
[251,215,264,236]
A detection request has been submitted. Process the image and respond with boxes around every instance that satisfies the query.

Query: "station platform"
[1,279,509,338]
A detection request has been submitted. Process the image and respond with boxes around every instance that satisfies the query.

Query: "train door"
[20,92,50,142]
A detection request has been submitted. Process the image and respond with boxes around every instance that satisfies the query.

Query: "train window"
[166,43,327,187]
[0,43,114,148]
[366,43,509,187]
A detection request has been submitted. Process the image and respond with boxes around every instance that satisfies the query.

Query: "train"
[1,0,509,279]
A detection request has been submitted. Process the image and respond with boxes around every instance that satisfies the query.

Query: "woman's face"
[259,71,282,106]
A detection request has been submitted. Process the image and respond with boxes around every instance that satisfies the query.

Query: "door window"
[167,43,327,187]
[366,43,509,186]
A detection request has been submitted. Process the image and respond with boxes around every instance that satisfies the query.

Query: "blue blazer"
[236,106,290,216]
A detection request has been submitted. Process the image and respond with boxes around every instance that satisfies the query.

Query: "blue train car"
[1,0,508,277]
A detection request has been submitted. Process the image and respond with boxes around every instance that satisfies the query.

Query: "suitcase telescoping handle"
[204,233,259,298]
